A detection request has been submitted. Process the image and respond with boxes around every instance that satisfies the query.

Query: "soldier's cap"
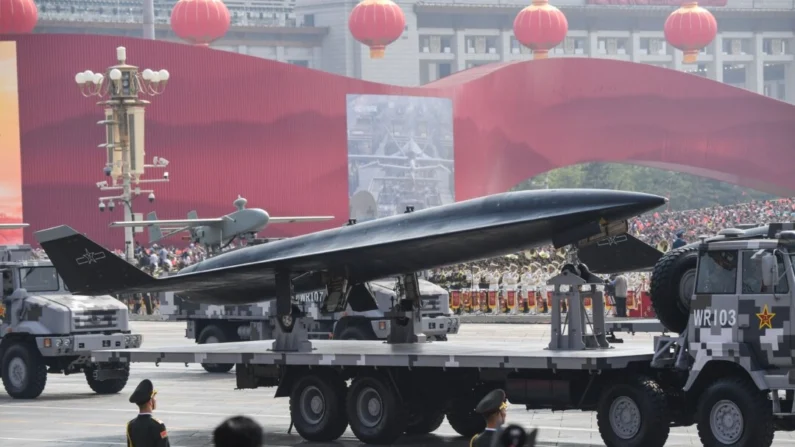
[129,379,157,405]
[676,230,684,237]
[475,389,508,415]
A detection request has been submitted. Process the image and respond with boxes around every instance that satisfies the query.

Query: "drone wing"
[0,223,29,230]
[110,217,229,228]
[267,216,335,224]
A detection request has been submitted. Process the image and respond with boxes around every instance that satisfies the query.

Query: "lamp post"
[75,46,172,263]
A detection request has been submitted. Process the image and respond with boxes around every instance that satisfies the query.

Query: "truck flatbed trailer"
[90,271,692,447]
[92,338,655,370]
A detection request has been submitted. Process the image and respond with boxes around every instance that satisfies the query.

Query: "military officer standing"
[470,389,509,447]
[127,379,170,447]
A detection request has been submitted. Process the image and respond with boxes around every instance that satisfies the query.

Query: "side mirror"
[752,250,779,287]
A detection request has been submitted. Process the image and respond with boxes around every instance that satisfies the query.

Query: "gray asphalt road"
[1,322,793,446]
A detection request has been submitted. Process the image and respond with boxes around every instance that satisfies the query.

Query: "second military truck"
[1,244,140,399]
[157,277,460,372]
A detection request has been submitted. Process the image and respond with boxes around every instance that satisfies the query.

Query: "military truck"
[0,244,139,399]
[649,222,789,333]
[157,277,460,373]
[95,223,795,446]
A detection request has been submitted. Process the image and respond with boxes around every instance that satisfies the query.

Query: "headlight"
[63,338,71,347]
[55,339,63,347]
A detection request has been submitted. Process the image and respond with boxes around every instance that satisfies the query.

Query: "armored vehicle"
[158,277,459,373]
[0,244,139,399]
[94,223,795,447]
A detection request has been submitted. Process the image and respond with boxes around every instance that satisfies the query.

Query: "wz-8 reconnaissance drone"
[110,196,334,254]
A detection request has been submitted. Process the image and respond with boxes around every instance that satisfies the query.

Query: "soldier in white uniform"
[502,264,519,314]
[486,264,500,314]
[521,266,535,314]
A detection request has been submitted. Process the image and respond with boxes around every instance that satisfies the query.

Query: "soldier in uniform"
[470,389,509,447]
[127,379,170,447]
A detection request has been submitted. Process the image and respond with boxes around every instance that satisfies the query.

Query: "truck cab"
[649,225,795,446]
[684,235,795,391]
[0,245,140,399]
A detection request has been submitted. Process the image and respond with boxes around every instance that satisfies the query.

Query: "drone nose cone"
[592,189,667,220]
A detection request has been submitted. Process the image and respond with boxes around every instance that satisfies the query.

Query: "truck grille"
[421,295,445,317]
[73,310,118,331]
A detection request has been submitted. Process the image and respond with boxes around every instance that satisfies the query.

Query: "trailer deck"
[605,318,666,334]
[91,338,655,370]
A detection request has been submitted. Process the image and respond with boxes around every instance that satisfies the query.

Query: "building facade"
[32,0,795,101]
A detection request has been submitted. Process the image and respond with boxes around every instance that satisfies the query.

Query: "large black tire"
[696,376,774,447]
[445,384,490,438]
[198,325,235,373]
[1,342,48,399]
[649,246,699,333]
[596,375,670,447]
[85,363,130,395]
[289,371,349,442]
[406,407,445,435]
[346,373,408,444]
[337,323,377,340]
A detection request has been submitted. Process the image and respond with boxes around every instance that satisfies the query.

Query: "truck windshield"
[19,267,60,292]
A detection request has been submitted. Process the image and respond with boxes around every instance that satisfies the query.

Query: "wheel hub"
[357,387,383,428]
[299,386,326,425]
[609,396,641,439]
[8,357,27,389]
[678,269,696,310]
[709,400,743,444]
[281,315,293,328]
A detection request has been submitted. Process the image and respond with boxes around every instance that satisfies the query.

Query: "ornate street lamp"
[75,46,172,263]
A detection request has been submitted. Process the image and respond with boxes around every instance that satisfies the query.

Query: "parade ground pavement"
[3,322,795,446]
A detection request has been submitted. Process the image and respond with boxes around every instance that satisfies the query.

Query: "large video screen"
[0,41,23,245]
[346,94,454,221]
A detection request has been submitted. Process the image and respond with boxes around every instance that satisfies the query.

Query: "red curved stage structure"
[1,34,793,247]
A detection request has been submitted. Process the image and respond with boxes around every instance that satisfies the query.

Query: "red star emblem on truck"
[757,304,776,330]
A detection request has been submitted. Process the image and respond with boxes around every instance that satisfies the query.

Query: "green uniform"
[127,414,170,447]
[470,428,497,447]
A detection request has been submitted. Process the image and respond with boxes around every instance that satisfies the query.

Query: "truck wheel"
[289,371,348,442]
[406,407,445,434]
[346,373,408,444]
[446,385,490,437]
[338,324,377,340]
[198,325,234,373]
[649,246,698,333]
[1,342,47,399]
[596,375,669,447]
[696,376,774,447]
[85,363,130,394]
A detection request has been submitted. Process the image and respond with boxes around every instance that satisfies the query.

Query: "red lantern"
[664,2,717,64]
[348,0,406,59]
[170,0,231,46]
[513,0,568,60]
[0,0,38,34]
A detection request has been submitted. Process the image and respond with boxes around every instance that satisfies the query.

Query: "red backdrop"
[1,34,793,248]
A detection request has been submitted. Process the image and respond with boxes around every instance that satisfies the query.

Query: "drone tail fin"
[145,211,164,244]
[35,225,156,296]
